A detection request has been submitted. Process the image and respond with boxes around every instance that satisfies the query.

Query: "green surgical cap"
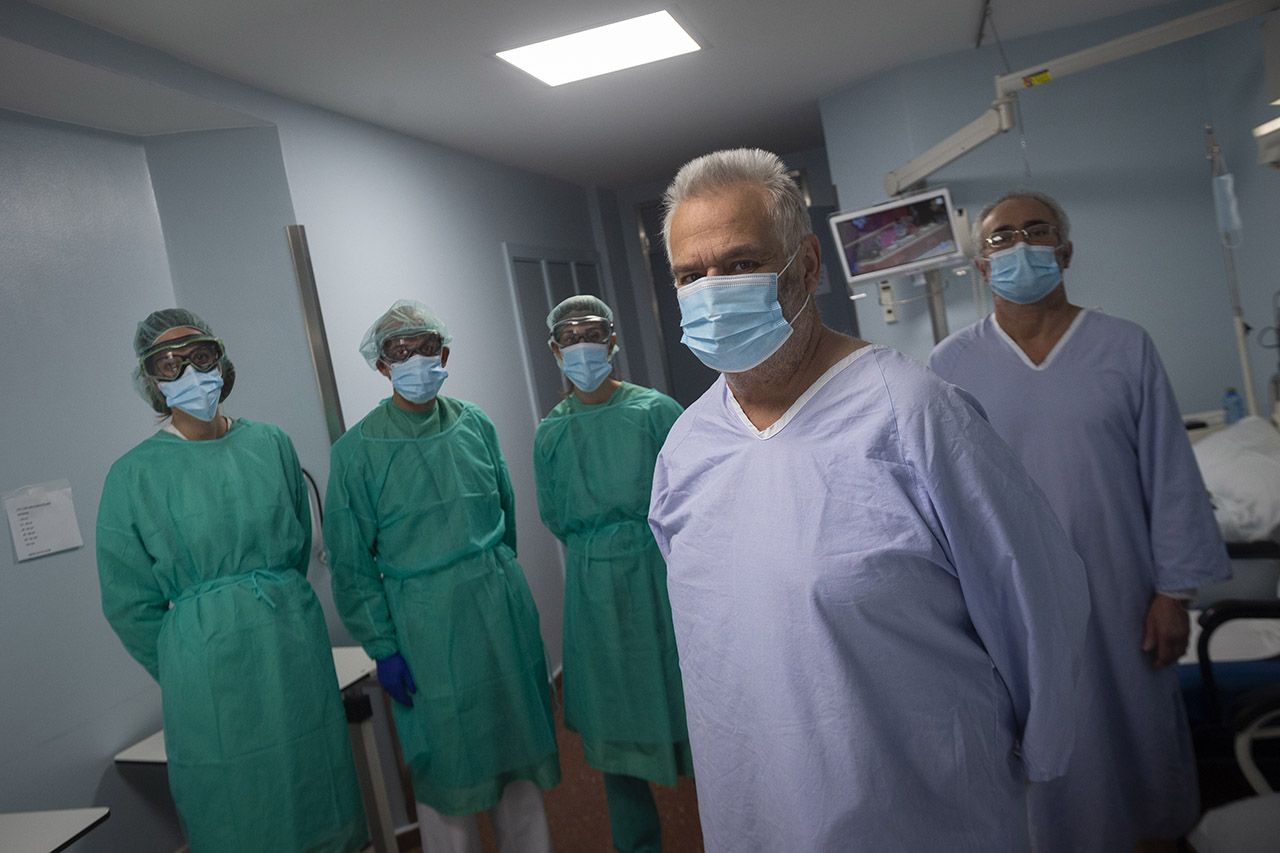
[131,307,236,414]
[359,299,452,369]
[546,295,614,332]
[134,307,215,356]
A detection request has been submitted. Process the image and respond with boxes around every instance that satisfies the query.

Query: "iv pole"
[1206,126,1261,416]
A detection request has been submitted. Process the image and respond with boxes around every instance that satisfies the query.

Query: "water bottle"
[1223,387,1245,425]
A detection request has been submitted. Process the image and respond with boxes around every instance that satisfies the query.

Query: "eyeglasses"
[550,318,613,348]
[983,224,1059,252]
[380,332,443,364]
[142,338,224,380]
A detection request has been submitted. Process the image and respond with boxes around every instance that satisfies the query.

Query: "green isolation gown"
[324,397,559,815]
[533,383,692,784]
[96,419,367,853]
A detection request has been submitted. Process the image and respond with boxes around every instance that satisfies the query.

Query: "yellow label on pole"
[1022,69,1052,87]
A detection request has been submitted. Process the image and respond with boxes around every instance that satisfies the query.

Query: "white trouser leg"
[489,780,552,853]
[416,800,482,853]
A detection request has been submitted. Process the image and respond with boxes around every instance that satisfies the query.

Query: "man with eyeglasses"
[648,149,1092,851]
[324,299,559,853]
[930,190,1230,851]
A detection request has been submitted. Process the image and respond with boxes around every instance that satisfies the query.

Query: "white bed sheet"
[1180,612,1280,665]
[1192,416,1280,544]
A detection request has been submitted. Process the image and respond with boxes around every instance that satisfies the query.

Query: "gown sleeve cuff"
[361,639,399,660]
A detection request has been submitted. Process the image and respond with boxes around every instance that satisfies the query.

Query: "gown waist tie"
[173,568,291,609]
[377,527,507,579]
[565,518,653,557]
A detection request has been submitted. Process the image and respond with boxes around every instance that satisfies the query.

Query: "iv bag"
[1213,173,1243,239]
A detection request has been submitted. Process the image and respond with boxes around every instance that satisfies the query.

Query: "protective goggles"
[140,335,224,380]
[549,316,613,348]
[380,331,444,364]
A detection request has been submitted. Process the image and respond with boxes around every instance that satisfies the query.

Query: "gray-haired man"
[648,149,1090,851]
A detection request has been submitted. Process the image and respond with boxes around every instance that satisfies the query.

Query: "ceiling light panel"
[497,11,700,86]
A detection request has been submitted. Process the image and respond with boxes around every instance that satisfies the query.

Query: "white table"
[113,647,397,851]
[0,808,110,853]
[332,645,378,690]
[111,729,165,764]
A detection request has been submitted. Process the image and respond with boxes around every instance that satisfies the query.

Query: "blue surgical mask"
[558,342,614,393]
[158,365,224,422]
[390,354,448,403]
[987,243,1062,304]
[677,248,808,373]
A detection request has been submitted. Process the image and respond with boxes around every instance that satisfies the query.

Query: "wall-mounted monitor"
[828,187,967,287]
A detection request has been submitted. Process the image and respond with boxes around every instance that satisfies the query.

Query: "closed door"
[505,245,604,421]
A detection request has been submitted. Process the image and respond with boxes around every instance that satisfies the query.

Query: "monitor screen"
[828,188,966,286]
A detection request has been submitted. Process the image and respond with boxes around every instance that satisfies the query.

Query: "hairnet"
[359,299,452,369]
[546,295,615,332]
[131,308,236,415]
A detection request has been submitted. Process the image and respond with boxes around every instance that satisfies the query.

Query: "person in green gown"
[96,308,368,853]
[324,299,559,853]
[533,295,692,853]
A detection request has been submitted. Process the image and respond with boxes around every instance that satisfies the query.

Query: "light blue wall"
[1,0,606,844]
[268,112,597,651]
[587,185,653,387]
[0,0,595,677]
[819,1,1269,413]
[0,110,183,849]
[144,125,352,640]
[788,145,838,209]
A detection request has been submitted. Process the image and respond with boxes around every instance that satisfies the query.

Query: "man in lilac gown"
[930,189,1231,851]
[647,149,1091,852]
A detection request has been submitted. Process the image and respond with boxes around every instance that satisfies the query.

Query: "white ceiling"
[24,0,1175,187]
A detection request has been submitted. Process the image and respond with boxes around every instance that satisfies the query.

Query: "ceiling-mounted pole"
[974,0,992,49]
[993,0,1278,99]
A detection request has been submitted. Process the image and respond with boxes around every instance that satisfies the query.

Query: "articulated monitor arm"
[883,99,1015,197]
[884,0,1280,197]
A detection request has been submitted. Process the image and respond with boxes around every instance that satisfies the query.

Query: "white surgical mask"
[676,247,808,373]
[390,355,448,403]
[558,342,614,392]
[158,365,224,422]
[987,243,1062,304]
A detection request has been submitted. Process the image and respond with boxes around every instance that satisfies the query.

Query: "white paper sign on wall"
[4,480,84,562]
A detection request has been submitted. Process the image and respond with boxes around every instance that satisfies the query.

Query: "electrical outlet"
[878,280,897,324]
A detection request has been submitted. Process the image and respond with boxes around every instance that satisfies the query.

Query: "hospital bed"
[1184,591,1280,852]
[1180,415,1280,813]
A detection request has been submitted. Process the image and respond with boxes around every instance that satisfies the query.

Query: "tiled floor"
[412,678,705,852]
[537,686,704,852]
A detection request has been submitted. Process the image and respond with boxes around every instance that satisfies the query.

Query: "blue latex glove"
[376,652,417,708]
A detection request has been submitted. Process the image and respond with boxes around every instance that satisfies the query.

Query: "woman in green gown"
[96,308,367,853]
[533,295,692,853]
[325,300,558,853]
